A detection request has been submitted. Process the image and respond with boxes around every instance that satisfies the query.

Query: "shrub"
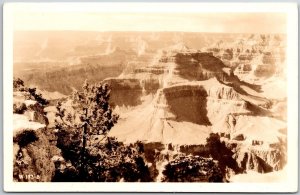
[162,155,223,182]
[54,135,152,182]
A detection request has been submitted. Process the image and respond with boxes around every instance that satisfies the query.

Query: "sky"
[13,11,286,33]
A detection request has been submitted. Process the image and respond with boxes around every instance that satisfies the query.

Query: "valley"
[13,31,287,182]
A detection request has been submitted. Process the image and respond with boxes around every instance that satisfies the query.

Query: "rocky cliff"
[13,90,61,182]
[107,43,287,181]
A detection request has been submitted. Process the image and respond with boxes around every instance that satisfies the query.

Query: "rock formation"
[13,89,61,182]
[107,40,287,181]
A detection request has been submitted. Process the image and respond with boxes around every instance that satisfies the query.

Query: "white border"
[3,2,298,192]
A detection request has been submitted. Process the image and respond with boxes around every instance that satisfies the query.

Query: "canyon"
[13,31,287,182]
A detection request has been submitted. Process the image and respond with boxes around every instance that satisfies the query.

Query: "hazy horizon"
[13,13,286,34]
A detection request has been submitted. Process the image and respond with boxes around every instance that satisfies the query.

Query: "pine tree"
[55,80,119,179]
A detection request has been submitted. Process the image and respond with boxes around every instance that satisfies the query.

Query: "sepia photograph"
[3,2,298,192]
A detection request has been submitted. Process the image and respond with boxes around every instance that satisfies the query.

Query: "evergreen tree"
[55,80,119,179]
[54,81,153,182]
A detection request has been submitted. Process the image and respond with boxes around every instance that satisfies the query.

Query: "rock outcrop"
[234,144,286,173]
[13,90,61,182]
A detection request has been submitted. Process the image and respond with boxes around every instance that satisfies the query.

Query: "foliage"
[26,87,49,106]
[87,138,152,182]
[54,81,118,176]
[54,130,153,182]
[54,81,151,182]
[162,155,223,182]
[12,78,60,182]
[13,78,49,106]
[54,137,152,182]
[161,133,241,182]
[55,80,118,135]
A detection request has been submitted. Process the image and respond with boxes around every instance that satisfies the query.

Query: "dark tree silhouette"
[55,80,118,178]
[54,81,152,182]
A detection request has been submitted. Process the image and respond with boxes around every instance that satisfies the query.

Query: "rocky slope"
[13,90,61,182]
[107,41,287,181]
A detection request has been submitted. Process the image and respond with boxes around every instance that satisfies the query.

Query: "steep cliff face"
[109,77,250,145]
[234,144,286,173]
[212,110,286,174]
[208,85,240,100]
[109,87,212,145]
[103,78,143,107]
[105,51,234,111]
[163,85,210,125]
[175,52,228,82]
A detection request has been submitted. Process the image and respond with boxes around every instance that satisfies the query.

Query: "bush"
[162,155,223,182]
[54,133,152,182]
